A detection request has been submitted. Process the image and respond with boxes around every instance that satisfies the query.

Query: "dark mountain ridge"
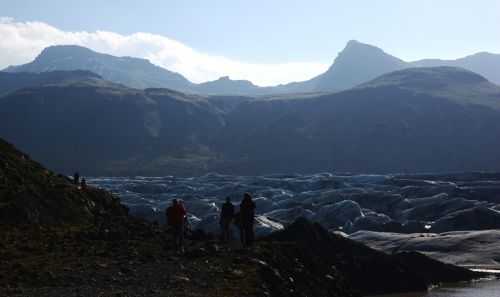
[1,66,500,175]
[218,67,500,174]
[0,70,101,96]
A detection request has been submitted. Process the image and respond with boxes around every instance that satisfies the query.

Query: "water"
[372,280,500,297]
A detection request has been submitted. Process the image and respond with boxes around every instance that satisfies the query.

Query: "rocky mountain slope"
[4,45,194,91]
[311,40,408,91]
[219,67,500,174]
[0,78,227,175]
[0,70,102,96]
[1,67,500,175]
[0,137,127,224]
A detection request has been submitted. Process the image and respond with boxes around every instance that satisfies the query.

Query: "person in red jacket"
[166,199,187,253]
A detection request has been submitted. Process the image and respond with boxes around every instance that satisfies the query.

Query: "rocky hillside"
[0,137,127,224]
[1,67,500,175]
[0,79,226,176]
[0,70,101,96]
[0,217,482,297]
[220,67,500,174]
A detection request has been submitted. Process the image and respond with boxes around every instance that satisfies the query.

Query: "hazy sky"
[1,0,499,86]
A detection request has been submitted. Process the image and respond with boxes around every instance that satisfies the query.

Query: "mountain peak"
[345,39,371,48]
[314,41,407,91]
[340,40,395,57]
[40,44,94,53]
[35,45,97,61]
[7,45,194,90]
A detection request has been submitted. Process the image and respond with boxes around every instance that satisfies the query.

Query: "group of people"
[220,193,256,247]
[165,192,256,253]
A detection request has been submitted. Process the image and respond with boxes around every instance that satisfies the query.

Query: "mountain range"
[1,66,500,175]
[4,40,500,96]
[2,39,499,297]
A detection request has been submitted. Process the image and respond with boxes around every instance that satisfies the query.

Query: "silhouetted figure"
[239,193,256,247]
[80,178,87,189]
[166,199,187,253]
[220,197,235,241]
[73,172,80,185]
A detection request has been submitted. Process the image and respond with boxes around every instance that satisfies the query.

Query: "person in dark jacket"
[219,197,235,241]
[239,192,256,247]
[73,172,80,185]
[166,199,187,253]
[80,177,87,190]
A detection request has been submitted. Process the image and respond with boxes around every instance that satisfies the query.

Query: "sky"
[1,0,500,86]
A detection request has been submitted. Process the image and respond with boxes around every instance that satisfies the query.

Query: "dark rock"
[267,217,481,296]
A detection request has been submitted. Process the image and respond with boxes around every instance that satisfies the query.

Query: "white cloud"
[0,18,329,86]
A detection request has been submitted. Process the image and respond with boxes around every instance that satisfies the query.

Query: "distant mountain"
[303,41,500,92]
[309,40,408,92]
[4,42,500,96]
[1,66,500,175]
[4,45,195,91]
[194,76,264,95]
[0,77,228,175]
[219,67,500,174]
[412,52,500,86]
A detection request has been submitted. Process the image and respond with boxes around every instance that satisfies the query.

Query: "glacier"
[88,172,500,236]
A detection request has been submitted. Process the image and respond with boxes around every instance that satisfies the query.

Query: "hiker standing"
[166,199,187,253]
[80,177,87,190]
[220,197,235,241]
[239,193,256,247]
[73,172,80,185]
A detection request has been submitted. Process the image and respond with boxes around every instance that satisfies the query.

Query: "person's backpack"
[221,202,235,221]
